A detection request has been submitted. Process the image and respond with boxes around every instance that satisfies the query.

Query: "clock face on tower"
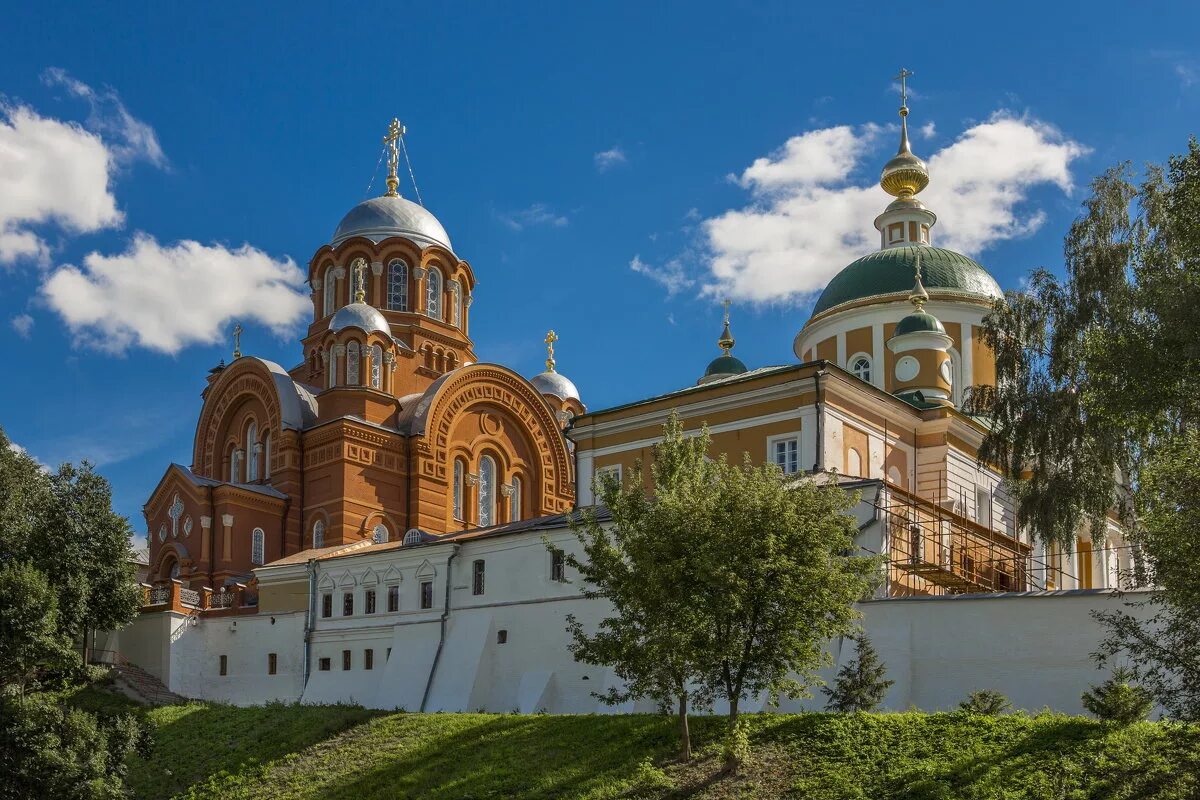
[939,358,953,386]
[895,356,920,382]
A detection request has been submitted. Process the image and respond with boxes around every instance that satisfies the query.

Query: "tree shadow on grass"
[126,701,381,799]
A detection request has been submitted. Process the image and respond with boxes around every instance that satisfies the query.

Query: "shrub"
[959,690,1012,715]
[633,757,674,789]
[823,632,894,712]
[1082,667,1154,724]
[722,719,751,773]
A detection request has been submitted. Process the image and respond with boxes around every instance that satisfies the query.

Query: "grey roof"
[170,464,289,499]
[329,302,390,335]
[575,365,795,420]
[252,358,319,431]
[332,195,453,252]
[530,370,581,402]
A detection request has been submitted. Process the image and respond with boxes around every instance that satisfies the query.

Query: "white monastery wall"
[123,519,1152,717]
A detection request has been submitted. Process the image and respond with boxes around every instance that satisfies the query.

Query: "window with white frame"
[346,342,360,385]
[849,354,872,384]
[246,422,259,481]
[452,459,465,520]
[370,345,382,390]
[323,266,336,316]
[387,260,408,311]
[251,528,265,565]
[426,267,443,320]
[478,455,496,527]
[594,464,622,487]
[510,476,522,522]
[769,436,800,474]
[312,519,325,549]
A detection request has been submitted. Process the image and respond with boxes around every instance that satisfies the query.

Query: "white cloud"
[629,254,694,297]
[698,112,1087,304]
[594,146,627,172]
[0,104,122,265]
[498,203,568,231]
[41,68,166,168]
[920,121,937,139]
[41,234,309,354]
[10,313,33,339]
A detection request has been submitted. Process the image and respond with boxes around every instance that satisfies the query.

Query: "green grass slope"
[65,687,1199,799]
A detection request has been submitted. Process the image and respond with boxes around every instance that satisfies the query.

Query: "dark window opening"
[420,580,434,609]
[551,549,566,582]
[365,589,376,614]
[268,653,277,675]
[472,560,485,596]
[321,593,332,618]
[343,592,354,616]
[318,657,331,671]
[497,630,508,644]
[364,649,374,670]
[387,585,399,612]
[219,654,228,676]
[342,650,351,670]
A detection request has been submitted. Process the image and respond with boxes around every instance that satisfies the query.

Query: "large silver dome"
[531,371,580,403]
[329,303,390,335]
[332,195,453,251]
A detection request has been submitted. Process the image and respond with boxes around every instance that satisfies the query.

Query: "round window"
[895,356,920,382]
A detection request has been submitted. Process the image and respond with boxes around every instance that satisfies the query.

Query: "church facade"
[115,93,1143,715]
[144,121,584,593]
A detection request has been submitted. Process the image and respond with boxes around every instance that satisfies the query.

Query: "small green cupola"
[698,301,748,385]
[886,252,955,407]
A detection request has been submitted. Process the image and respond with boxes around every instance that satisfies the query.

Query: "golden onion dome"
[880,105,929,198]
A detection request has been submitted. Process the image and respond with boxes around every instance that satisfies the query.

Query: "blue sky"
[1,2,1196,544]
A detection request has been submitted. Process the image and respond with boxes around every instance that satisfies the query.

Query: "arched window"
[326,349,336,389]
[312,519,325,549]
[450,281,462,327]
[246,421,259,481]
[251,528,265,565]
[370,345,383,389]
[510,476,522,522]
[846,448,862,477]
[426,267,443,320]
[387,260,408,311]
[263,432,272,480]
[887,465,903,487]
[849,354,872,384]
[452,458,465,520]
[323,266,336,316]
[478,455,496,527]
[403,529,423,546]
[346,342,360,385]
[373,524,388,544]
[230,448,243,483]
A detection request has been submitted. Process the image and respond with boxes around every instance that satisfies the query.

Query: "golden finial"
[544,330,558,372]
[909,248,929,311]
[232,322,243,360]
[880,68,929,199]
[718,298,735,354]
[353,260,366,303]
[383,118,405,197]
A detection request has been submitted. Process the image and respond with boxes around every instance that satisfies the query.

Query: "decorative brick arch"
[192,361,286,478]
[420,365,574,509]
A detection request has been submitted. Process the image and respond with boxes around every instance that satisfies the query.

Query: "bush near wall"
[64,687,1199,800]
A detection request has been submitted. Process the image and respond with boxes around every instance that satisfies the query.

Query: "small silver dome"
[332,195,453,251]
[329,303,390,335]
[531,371,580,403]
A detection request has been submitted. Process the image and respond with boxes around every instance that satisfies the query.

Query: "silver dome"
[531,371,580,402]
[332,195,453,251]
[329,303,390,335]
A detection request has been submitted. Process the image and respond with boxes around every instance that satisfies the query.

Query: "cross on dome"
[544,330,558,373]
[383,118,405,198]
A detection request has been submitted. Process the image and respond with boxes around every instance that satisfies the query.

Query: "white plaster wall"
[170,612,306,704]
[96,612,187,684]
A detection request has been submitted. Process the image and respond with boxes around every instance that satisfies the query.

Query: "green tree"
[822,632,894,712]
[565,412,874,760]
[966,138,1200,719]
[0,429,140,656]
[1082,666,1154,724]
[0,562,74,692]
[0,694,149,800]
[959,690,1012,715]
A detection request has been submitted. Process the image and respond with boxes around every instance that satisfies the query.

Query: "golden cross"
[894,68,913,109]
[544,330,558,372]
[722,297,731,325]
[383,118,405,197]
[232,323,243,359]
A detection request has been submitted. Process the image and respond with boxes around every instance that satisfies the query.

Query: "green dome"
[704,353,748,379]
[894,310,946,336]
[811,246,1002,317]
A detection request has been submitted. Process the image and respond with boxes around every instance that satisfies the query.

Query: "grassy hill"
[65,685,1199,799]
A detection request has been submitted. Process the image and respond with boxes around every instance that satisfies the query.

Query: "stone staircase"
[92,650,185,706]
